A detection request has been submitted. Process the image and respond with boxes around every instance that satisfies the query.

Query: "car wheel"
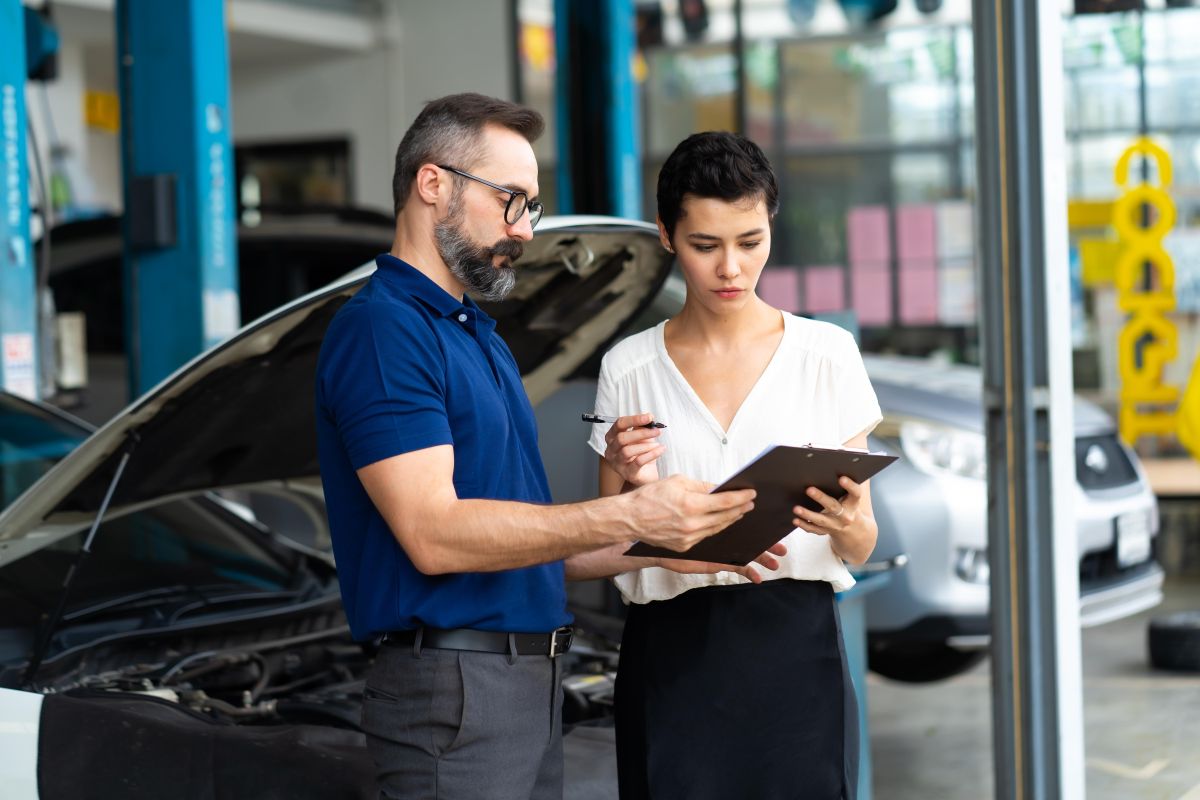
[868,643,986,683]
[1148,610,1200,672]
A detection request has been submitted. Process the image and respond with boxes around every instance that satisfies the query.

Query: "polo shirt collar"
[374,253,495,330]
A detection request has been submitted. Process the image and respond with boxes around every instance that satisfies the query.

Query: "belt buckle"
[548,626,573,658]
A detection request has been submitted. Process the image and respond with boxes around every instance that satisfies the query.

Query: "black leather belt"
[383,626,574,658]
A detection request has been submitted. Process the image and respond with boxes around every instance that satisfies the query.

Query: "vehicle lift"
[1,0,240,402]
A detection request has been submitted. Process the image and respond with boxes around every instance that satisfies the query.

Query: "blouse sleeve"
[587,354,618,457]
[836,332,883,444]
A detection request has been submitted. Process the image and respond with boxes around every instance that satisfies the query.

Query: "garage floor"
[869,578,1200,800]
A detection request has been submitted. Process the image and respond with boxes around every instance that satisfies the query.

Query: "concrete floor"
[868,578,1200,800]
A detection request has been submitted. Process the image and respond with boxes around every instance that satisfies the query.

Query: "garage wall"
[25,39,124,217]
[26,0,516,217]
[230,0,516,214]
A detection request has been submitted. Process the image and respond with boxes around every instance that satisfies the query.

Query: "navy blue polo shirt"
[314,254,569,640]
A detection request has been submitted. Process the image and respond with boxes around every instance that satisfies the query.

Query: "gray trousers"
[362,638,564,800]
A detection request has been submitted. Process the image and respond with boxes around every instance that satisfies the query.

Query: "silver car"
[859,356,1163,681]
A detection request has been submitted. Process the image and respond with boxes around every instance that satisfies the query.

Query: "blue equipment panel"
[1,0,37,399]
[116,0,239,396]
[554,0,641,219]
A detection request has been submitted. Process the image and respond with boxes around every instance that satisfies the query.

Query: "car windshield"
[0,394,90,508]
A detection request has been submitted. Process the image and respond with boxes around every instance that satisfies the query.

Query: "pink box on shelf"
[803,266,846,313]
[756,267,802,313]
[896,204,938,262]
[851,264,892,326]
[846,206,890,265]
[899,262,939,325]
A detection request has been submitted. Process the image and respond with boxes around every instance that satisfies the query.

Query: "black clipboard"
[625,444,898,567]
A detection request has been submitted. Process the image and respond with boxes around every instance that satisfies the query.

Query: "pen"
[581,413,667,429]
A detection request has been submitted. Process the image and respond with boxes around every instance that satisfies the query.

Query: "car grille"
[1079,538,1157,585]
[1075,434,1138,491]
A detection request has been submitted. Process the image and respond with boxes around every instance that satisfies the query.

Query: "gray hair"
[392,93,544,218]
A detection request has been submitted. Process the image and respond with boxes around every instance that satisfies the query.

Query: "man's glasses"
[438,165,544,229]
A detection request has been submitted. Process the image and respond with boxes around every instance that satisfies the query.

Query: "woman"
[588,132,882,799]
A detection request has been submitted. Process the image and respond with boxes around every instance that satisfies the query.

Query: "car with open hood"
[0,215,668,800]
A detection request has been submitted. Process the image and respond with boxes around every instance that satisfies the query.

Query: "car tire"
[868,643,986,683]
[1148,610,1200,672]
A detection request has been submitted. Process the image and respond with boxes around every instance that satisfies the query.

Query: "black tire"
[1148,610,1200,672]
[868,643,986,683]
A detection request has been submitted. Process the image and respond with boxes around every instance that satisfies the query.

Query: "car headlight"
[898,420,986,481]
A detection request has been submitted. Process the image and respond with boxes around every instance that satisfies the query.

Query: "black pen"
[581,413,667,429]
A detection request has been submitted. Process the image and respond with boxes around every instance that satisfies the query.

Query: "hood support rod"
[22,433,140,688]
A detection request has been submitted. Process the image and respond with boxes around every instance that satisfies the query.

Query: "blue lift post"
[116,0,239,397]
[1,0,37,399]
[553,0,641,219]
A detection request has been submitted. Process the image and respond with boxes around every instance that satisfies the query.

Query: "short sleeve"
[318,303,453,470]
[835,332,883,444]
[587,355,618,458]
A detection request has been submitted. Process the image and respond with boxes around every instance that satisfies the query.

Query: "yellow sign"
[84,91,120,134]
[1112,138,1180,444]
[1180,356,1200,462]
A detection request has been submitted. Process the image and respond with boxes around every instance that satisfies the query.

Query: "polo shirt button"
[721,437,728,445]
[457,313,468,323]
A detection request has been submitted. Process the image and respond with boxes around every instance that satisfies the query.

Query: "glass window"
[778,28,959,147]
[1143,7,1200,64]
[641,40,739,215]
[1145,64,1200,130]
[1068,134,1137,198]
[644,44,739,159]
[1064,66,1142,133]
[778,153,891,268]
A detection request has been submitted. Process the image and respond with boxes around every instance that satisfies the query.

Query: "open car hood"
[0,216,671,562]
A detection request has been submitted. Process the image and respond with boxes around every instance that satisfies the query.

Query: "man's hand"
[602,413,665,487]
[624,476,755,552]
[655,541,787,584]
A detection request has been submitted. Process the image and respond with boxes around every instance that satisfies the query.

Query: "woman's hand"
[603,413,666,487]
[653,542,787,584]
[791,475,878,565]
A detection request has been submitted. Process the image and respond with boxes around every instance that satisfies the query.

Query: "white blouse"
[587,312,883,604]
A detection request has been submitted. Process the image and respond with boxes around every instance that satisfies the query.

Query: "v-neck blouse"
[587,312,883,604]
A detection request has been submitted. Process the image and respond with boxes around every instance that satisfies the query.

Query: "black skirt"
[614,579,858,800]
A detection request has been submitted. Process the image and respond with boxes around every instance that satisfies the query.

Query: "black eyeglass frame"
[437,165,544,229]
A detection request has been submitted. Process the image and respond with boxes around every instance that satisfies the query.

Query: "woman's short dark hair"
[392,93,544,218]
[656,131,779,240]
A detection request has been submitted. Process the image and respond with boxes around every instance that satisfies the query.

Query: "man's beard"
[434,199,522,301]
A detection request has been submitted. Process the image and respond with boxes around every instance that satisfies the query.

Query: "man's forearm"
[400,493,637,575]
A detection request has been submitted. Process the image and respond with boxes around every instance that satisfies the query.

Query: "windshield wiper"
[23,433,138,687]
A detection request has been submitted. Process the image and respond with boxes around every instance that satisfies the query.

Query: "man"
[314,93,762,799]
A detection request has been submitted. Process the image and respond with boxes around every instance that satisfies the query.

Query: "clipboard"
[625,444,898,567]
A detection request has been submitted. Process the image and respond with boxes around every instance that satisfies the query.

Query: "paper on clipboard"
[625,444,898,567]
